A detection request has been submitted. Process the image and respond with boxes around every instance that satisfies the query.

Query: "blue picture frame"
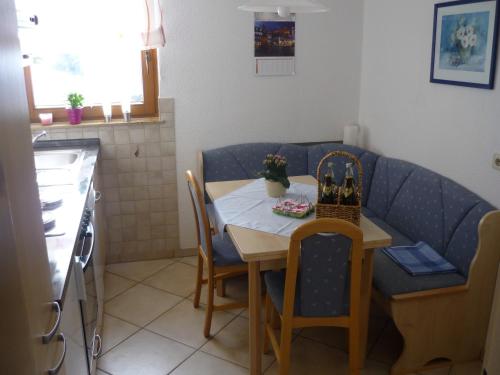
[430,0,499,89]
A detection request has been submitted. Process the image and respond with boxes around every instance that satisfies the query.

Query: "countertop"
[35,139,100,305]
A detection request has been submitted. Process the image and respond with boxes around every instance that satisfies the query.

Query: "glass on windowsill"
[102,103,112,122]
[121,101,131,122]
[39,113,53,125]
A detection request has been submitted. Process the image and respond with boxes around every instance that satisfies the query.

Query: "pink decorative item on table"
[39,113,53,125]
[272,197,314,219]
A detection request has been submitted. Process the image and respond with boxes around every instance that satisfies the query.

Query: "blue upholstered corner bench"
[200,142,500,374]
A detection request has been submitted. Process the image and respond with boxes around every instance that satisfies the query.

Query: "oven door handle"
[81,221,95,271]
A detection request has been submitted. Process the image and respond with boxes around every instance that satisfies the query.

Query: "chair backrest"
[282,218,363,319]
[185,170,213,261]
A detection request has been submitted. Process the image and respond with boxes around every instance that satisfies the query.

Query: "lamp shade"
[238,0,329,14]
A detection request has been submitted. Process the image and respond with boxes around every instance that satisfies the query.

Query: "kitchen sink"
[34,150,83,170]
[34,149,84,186]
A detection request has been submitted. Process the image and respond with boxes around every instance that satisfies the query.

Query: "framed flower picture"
[430,0,499,89]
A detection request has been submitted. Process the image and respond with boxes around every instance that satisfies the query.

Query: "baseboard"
[174,247,197,258]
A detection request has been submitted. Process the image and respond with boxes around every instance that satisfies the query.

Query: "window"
[17,0,160,123]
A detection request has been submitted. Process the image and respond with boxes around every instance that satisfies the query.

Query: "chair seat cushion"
[371,218,467,297]
[373,251,467,297]
[264,270,349,317]
[210,235,245,267]
[264,270,302,315]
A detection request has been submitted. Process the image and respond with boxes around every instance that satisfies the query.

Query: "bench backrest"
[367,157,495,276]
[202,143,495,277]
[202,142,379,206]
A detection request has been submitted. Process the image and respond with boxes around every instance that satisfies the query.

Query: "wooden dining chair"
[185,170,248,337]
[263,218,364,375]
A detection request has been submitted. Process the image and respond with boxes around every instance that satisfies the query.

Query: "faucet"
[32,131,47,145]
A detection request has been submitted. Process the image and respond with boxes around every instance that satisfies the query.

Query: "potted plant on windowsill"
[66,92,84,125]
[259,154,290,198]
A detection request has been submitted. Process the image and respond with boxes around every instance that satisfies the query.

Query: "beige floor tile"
[188,283,246,315]
[368,319,403,365]
[200,316,275,369]
[264,337,389,375]
[105,284,182,326]
[106,259,174,281]
[98,329,194,375]
[104,272,135,301]
[449,361,482,374]
[100,314,140,354]
[300,316,388,353]
[177,255,198,267]
[143,262,197,297]
[146,299,235,348]
[170,351,248,375]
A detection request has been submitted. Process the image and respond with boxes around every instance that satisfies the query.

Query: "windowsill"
[30,116,164,130]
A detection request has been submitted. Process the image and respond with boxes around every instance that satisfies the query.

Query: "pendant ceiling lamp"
[238,0,329,18]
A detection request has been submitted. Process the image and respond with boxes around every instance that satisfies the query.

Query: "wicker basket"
[315,151,363,226]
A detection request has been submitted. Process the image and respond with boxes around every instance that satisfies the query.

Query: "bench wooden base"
[372,211,500,374]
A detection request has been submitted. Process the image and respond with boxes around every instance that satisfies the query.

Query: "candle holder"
[102,103,112,123]
[121,101,131,122]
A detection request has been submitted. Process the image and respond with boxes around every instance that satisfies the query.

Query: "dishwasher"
[74,185,101,374]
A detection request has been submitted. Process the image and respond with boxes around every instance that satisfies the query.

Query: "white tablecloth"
[213,178,318,238]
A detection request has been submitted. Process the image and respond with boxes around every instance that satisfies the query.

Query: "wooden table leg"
[359,249,375,368]
[248,261,262,375]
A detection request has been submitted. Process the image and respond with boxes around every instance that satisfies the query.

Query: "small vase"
[67,107,83,125]
[265,180,287,198]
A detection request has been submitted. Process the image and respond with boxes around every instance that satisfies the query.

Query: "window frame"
[24,49,159,123]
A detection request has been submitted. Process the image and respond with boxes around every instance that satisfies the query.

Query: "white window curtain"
[15,0,165,106]
[16,0,166,59]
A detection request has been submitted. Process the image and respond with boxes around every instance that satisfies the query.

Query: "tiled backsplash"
[33,98,179,263]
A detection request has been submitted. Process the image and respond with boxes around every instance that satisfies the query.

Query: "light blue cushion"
[369,217,413,247]
[203,143,308,184]
[385,167,445,253]
[445,202,494,276]
[366,157,415,219]
[210,235,245,267]
[307,143,379,206]
[264,270,301,315]
[373,250,467,298]
[264,234,351,317]
[362,207,376,218]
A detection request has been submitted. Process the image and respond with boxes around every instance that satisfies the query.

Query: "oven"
[74,184,101,374]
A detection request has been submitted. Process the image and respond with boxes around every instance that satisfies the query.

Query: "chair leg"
[216,279,226,297]
[270,304,280,330]
[279,321,293,375]
[263,293,272,354]
[348,318,361,375]
[193,251,203,309]
[203,273,215,338]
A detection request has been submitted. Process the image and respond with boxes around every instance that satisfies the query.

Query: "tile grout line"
[98,314,141,357]
[105,256,187,283]
[164,299,244,374]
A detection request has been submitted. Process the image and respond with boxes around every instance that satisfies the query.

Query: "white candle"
[102,102,112,117]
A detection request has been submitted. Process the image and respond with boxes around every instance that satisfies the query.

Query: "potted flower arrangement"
[66,92,84,125]
[259,154,290,198]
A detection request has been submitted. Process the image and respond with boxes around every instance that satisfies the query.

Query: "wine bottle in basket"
[320,162,337,204]
[340,162,358,206]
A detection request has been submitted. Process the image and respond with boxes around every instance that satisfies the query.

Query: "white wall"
[161,0,365,249]
[359,0,500,208]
